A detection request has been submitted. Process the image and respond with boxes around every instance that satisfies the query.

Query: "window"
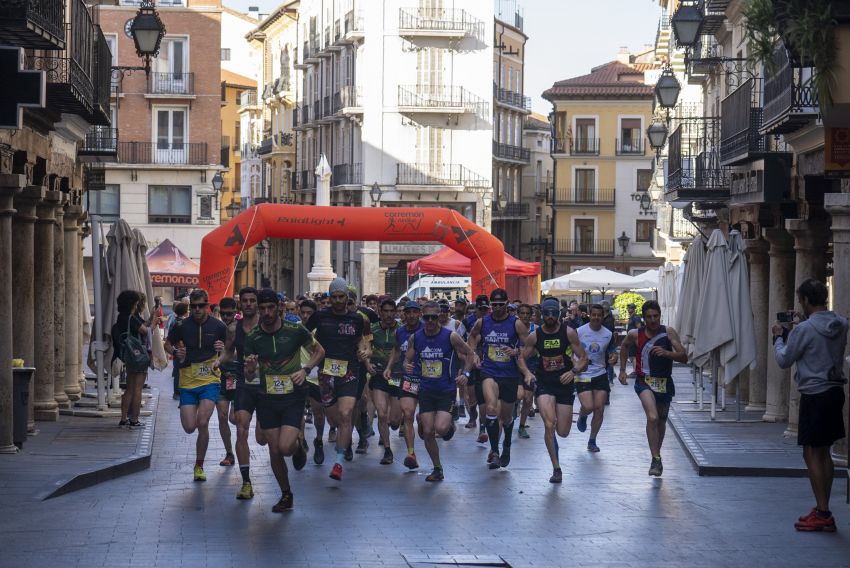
[636,169,652,192]
[574,219,595,252]
[149,185,191,224]
[620,118,642,152]
[575,168,595,202]
[221,48,231,61]
[199,195,213,219]
[86,184,120,222]
[154,108,187,163]
[575,118,596,152]
[636,220,654,243]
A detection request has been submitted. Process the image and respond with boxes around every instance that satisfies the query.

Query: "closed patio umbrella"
[692,229,735,368]
[721,231,756,385]
[674,234,706,356]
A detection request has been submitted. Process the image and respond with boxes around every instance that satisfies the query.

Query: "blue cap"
[541,298,560,311]
[403,300,421,311]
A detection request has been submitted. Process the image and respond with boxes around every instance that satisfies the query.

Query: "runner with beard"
[365,298,403,465]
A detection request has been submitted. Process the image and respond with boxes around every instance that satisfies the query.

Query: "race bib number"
[224,374,237,391]
[645,376,668,394]
[244,373,261,386]
[388,375,401,387]
[421,360,443,379]
[322,358,349,377]
[266,374,295,395]
[487,345,511,363]
[191,359,218,380]
[402,378,420,395]
[541,355,565,372]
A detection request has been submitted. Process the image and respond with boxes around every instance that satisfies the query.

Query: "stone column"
[825,193,850,465]
[784,219,830,435]
[63,203,83,401]
[744,237,770,412]
[53,195,68,407]
[33,191,60,421]
[0,175,23,452]
[12,186,44,431]
[78,220,90,394]
[762,227,795,423]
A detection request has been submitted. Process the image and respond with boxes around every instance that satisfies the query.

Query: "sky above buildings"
[223,0,662,115]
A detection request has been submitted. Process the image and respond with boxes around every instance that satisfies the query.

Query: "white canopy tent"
[543,267,659,296]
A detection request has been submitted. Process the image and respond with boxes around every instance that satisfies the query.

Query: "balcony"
[312,99,322,121]
[332,163,362,187]
[305,36,320,64]
[220,135,230,167]
[397,163,489,189]
[761,47,819,136]
[398,85,486,114]
[300,104,312,127]
[342,10,364,43]
[493,83,531,113]
[87,25,112,126]
[686,35,719,83]
[570,138,600,155]
[0,0,65,49]
[257,137,272,156]
[295,169,315,192]
[239,90,259,110]
[493,141,530,164]
[720,78,780,166]
[319,26,332,57]
[117,142,209,166]
[318,95,333,124]
[553,239,615,257]
[78,127,117,162]
[148,72,194,96]
[333,85,362,117]
[616,137,645,156]
[665,117,729,204]
[492,202,529,220]
[553,187,616,207]
[398,7,483,40]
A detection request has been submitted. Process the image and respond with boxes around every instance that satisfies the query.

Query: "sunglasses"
[190,303,208,309]
[542,309,560,316]
[490,302,507,307]
[422,314,439,321]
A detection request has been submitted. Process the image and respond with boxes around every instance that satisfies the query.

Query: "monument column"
[762,227,795,423]
[744,237,769,412]
[33,191,61,421]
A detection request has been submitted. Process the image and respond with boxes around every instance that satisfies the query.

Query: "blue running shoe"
[576,414,588,432]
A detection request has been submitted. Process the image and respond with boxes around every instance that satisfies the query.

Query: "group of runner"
[163,280,688,512]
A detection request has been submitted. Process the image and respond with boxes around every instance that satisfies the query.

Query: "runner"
[214,297,238,466]
[520,298,588,482]
[222,286,262,499]
[384,300,424,470]
[243,288,323,512]
[404,301,475,481]
[298,299,329,465]
[618,300,686,475]
[464,296,490,440]
[306,277,371,481]
[365,298,403,464]
[348,289,376,456]
[574,304,618,452]
[164,289,228,482]
[516,304,537,439]
[467,288,529,469]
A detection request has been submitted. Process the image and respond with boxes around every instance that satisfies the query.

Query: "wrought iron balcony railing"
[257,137,272,155]
[761,46,819,135]
[553,187,616,207]
[398,84,486,113]
[78,126,117,162]
[492,202,529,219]
[332,163,362,186]
[148,72,194,96]
[117,142,209,165]
[397,163,489,188]
[570,138,600,155]
[553,239,615,257]
[666,117,729,203]
[342,9,364,41]
[87,25,112,126]
[0,0,65,49]
[398,7,483,39]
[720,78,768,166]
[239,90,258,108]
[493,141,530,163]
[295,169,315,191]
[616,137,645,155]
[493,83,531,112]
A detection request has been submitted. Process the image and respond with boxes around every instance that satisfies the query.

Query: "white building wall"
[615,159,655,262]
[221,8,259,80]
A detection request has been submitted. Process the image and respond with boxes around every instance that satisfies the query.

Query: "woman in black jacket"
[112,290,155,428]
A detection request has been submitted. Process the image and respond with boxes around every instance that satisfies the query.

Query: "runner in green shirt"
[243,288,324,513]
[365,298,403,465]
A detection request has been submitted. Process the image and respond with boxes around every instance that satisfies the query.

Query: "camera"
[776,311,793,323]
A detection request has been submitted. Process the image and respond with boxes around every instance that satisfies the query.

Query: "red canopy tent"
[407,247,541,303]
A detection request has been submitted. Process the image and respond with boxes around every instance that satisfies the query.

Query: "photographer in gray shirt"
[772,278,848,533]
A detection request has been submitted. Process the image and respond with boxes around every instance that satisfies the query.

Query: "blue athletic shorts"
[179,383,220,407]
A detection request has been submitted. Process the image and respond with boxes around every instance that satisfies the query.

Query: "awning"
[406,246,540,277]
[146,238,200,287]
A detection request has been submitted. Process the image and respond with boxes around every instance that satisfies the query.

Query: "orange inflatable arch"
[199,204,506,304]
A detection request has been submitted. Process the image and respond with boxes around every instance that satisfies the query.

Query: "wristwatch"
[463,371,471,378]
[301,364,313,375]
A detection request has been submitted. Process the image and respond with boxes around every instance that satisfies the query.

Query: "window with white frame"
[86,184,120,222]
[149,185,191,224]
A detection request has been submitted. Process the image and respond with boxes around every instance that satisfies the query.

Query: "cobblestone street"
[1,366,848,568]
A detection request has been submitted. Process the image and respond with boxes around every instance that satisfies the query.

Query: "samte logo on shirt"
[420,346,443,359]
[485,330,509,343]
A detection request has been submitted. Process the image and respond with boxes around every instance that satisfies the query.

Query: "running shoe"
[587,440,600,453]
[313,439,325,465]
[380,448,394,465]
[487,451,500,469]
[795,512,837,532]
[344,444,354,461]
[118,419,129,428]
[576,414,588,432]
[798,507,818,522]
[458,404,467,418]
[328,427,337,444]
[403,453,419,470]
[648,457,663,477]
[425,467,444,482]
[464,420,478,429]
[518,425,530,439]
[236,481,254,500]
[477,431,489,444]
[128,420,145,429]
[219,453,235,466]
[329,463,343,481]
[355,437,369,454]
[442,422,456,441]
[293,442,307,471]
[499,446,511,468]
[193,465,206,482]
[549,468,563,484]
[271,491,293,512]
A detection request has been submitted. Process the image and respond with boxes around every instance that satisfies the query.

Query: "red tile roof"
[543,61,655,100]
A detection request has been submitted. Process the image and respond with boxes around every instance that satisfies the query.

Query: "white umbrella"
[691,229,735,368]
[541,267,596,294]
[567,268,644,293]
[631,268,660,289]
[658,263,679,327]
[133,228,155,318]
[674,234,706,355]
[721,231,756,385]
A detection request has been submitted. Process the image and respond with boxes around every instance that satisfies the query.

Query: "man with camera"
[772,278,848,532]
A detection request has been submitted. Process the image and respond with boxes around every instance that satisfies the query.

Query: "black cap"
[476,297,490,309]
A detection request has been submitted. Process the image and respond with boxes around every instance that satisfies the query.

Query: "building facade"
[520,113,552,274]
[85,0,224,303]
[543,57,662,277]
